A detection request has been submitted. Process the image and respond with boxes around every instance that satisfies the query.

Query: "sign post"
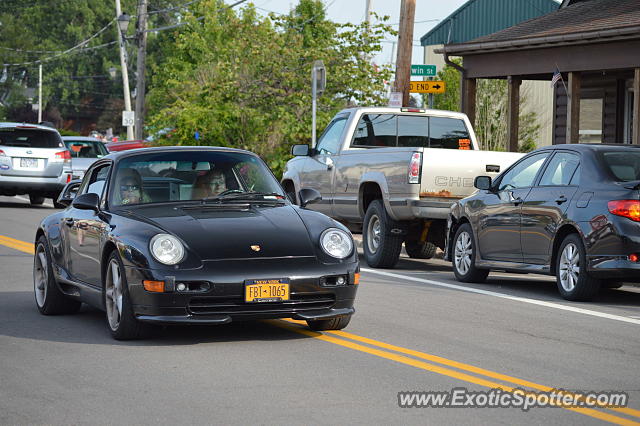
[311,60,326,149]
[410,64,436,77]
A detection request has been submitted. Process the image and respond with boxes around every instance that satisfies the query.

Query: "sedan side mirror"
[298,188,321,208]
[474,176,492,191]
[72,192,100,212]
[56,179,82,208]
[291,144,310,156]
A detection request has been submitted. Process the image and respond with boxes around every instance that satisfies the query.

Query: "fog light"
[629,253,639,263]
[176,283,187,291]
[336,276,346,285]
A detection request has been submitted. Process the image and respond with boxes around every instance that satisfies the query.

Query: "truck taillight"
[408,152,421,184]
[0,149,5,156]
[608,200,640,222]
[55,150,71,162]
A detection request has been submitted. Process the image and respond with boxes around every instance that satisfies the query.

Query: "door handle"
[555,195,567,205]
[63,218,74,226]
[325,157,334,170]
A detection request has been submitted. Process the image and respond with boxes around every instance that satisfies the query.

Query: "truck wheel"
[29,194,45,205]
[363,200,403,268]
[452,223,489,283]
[405,240,437,259]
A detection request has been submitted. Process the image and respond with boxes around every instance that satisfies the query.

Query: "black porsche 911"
[33,147,359,339]
[446,144,640,301]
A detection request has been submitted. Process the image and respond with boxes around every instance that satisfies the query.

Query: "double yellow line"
[274,319,640,425]
[0,235,34,254]
[2,234,638,424]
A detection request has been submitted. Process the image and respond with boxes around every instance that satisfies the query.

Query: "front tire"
[104,251,148,340]
[363,200,403,268]
[307,315,351,331]
[33,236,81,315]
[452,223,489,283]
[405,240,437,259]
[556,234,601,301]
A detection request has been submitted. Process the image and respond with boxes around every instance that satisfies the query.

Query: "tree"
[433,59,540,152]
[146,0,394,176]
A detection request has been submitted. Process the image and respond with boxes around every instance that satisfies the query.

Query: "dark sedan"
[33,147,359,339]
[446,144,640,301]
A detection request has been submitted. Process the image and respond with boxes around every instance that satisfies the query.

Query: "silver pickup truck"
[282,107,524,268]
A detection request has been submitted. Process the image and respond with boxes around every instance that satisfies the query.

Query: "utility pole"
[394,0,416,107]
[365,0,372,26]
[37,64,42,122]
[115,0,134,140]
[134,0,149,141]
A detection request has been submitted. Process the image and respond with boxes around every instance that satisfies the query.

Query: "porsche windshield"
[110,151,284,206]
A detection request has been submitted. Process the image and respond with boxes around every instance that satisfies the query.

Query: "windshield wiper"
[202,191,286,203]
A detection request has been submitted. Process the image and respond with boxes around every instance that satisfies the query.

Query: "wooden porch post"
[566,72,581,144]
[507,76,521,152]
[461,77,477,127]
[633,68,640,145]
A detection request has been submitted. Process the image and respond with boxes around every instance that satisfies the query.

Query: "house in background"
[437,0,640,150]
[421,0,560,147]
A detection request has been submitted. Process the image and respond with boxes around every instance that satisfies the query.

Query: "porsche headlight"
[320,228,353,259]
[150,234,184,265]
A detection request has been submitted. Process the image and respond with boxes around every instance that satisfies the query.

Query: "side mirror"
[72,192,100,212]
[291,144,310,156]
[56,180,82,208]
[298,188,321,208]
[474,176,492,191]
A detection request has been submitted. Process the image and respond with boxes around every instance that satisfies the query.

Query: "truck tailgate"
[419,148,523,199]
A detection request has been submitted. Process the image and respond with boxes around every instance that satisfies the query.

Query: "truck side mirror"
[474,176,492,191]
[291,144,310,156]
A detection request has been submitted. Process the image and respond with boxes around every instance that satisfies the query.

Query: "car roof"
[0,122,60,132]
[336,106,469,119]
[62,136,102,142]
[103,145,260,162]
[534,143,640,154]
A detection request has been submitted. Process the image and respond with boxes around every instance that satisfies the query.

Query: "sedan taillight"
[608,200,640,222]
[408,152,421,184]
[55,150,71,163]
[0,149,5,156]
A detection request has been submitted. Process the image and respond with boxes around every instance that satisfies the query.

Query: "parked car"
[62,136,109,180]
[34,146,359,339]
[282,107,523,268]
[105,139,150,152]
[446,144,640,301]
[0,122,72,206]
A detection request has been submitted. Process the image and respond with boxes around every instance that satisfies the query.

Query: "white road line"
[362,268,640,326]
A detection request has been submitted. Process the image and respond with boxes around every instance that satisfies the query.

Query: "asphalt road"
[1,195,639,425]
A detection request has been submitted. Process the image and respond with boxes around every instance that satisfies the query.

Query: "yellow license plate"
[245,279,290,303]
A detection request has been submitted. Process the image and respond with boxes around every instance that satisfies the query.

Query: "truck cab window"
[352,114,397,147]
[429,117,471,149]
[316,117,348,155]
[397,115,429,147]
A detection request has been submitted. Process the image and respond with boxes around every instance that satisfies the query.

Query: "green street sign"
[411,64,436,77]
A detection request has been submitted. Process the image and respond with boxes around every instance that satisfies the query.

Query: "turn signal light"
[608,200,640,222]
[354,272,360,285]
[66,173,72,183]
[408,152,421,184]
[143,280,165,292]
[629,254,639,263]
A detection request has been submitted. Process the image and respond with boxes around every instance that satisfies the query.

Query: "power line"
[143,0,248,32]
[2,40,117,67]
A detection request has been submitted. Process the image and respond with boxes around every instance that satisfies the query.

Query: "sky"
[250,0,469,67]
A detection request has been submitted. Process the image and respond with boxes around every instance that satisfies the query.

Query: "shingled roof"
[440,0,640,54]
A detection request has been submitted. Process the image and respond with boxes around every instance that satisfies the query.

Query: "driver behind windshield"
[114,168,144,205]
[193,169,228,199]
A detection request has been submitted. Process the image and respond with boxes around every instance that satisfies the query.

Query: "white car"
[62,136,109,180]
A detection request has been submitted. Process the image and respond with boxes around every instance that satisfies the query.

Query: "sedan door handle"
[63,218,75,226]
[555,195,568,205]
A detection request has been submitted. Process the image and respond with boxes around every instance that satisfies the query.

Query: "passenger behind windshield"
[192,169,228,199]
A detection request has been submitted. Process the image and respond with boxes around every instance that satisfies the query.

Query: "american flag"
[551,69,562,87]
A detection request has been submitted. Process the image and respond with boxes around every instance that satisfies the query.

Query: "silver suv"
[0,123,72,206]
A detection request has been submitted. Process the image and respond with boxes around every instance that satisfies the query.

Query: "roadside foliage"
[146,0,394,176]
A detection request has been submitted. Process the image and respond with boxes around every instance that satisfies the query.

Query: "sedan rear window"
[0,128,63,149]
[601,151,640,181]
[64,140,109,158]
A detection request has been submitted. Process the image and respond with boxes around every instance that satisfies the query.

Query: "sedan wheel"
[451,223,489,283]
[34,244,48,308]
[555,234,600,301]
[103,251,149,340]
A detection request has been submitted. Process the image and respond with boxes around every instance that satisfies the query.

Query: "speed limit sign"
[122,110,135,127]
